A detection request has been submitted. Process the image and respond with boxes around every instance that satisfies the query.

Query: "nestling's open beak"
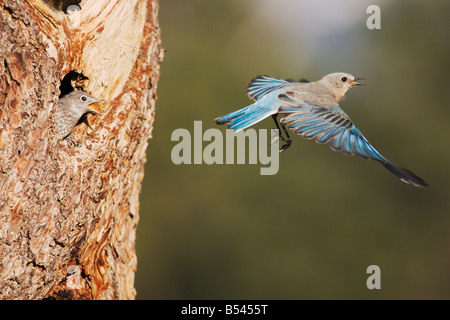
[350,77,365,86]
[88,99,104,116]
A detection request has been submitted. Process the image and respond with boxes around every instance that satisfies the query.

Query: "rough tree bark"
[0,0,161,299]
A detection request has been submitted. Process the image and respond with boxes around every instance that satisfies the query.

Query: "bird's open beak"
[350,77,365,86]
[88,99,104,116]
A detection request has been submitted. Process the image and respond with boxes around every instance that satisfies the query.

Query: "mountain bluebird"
[214,72,427,187]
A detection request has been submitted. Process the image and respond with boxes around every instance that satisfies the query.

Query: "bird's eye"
[80,95,87,102]
[341,77,347,82]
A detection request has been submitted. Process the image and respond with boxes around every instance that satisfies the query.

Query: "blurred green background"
[136,0,450,299]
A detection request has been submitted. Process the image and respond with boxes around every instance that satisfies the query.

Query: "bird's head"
[320,72,364,100]
[67,90,104,116]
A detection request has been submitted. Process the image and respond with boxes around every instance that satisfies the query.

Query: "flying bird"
[214,72,427,188]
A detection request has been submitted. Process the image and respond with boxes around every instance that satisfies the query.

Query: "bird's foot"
[65,136,79,147]
[279,138,292,153]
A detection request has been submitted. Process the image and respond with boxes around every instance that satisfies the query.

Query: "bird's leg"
[279,121,292,152]
[271,114,292,152]
[64,135,79,147]
[271,114,286,142]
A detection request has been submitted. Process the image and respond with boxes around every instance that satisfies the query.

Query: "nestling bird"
[214,72,428,188]
[55,90,104,146]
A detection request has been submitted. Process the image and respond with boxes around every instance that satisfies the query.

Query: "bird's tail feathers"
[381,161,428,188]
[214,104,275,132]
[214,106,249,125]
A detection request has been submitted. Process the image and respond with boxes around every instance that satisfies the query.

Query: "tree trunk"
[0,0,161,299]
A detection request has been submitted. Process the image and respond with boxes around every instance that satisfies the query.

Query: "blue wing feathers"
[246,75,290,101]
[355,137,369,159]
[382,162,428,187]
[281,105,389,162]
[317,126,341,144]
[344,131,353,155]
[303,123,334,139]
[289,118,322,129]
[294,120,327,134]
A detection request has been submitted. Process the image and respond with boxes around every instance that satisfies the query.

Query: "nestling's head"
[64,90,104,117]
[320,72,364,100]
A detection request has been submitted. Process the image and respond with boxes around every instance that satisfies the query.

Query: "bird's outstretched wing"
[278,93,428,187]
[279,95,383,159]
[246,75,296,101]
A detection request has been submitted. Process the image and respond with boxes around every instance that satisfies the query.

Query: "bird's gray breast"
[55,100,83,139]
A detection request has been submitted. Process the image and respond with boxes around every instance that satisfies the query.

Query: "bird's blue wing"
[246,75,295,101]
[279,99,387,161]
[279,94,428,187]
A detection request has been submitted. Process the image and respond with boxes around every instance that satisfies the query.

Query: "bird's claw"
[279,139,292,153]
[65,136,79,147]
